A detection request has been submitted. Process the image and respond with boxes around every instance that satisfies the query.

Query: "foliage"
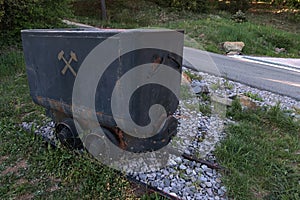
[180,85,194,100]
[0,0,73,46]
[231,10,247,23]
[272,0,300,9]
[243,92,263,102]
[184,70,202,81]
[199,103,212,116]
[217,0,251,13]
[264,31,294,49]
[149,0,209,13]
[226,98,243,119]
[73,0,168,27]
[0,0,4,23]
[72,0,101,18]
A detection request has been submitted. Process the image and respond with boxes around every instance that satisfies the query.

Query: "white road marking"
[230,55,300,73]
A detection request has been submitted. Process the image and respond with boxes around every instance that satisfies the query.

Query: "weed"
[178,170,187,180]
[226,98,243,119]
[184,70,202,81]
[244,91,263,102]
[198,93,211,102]
[180,85,194,100]
[184,102,199,112]
[141,192,166,200]
[210,80,222,91]
[199,103,212,116]
[224,79,234,90]
[231,10,247,23]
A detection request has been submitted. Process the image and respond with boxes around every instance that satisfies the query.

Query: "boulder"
[223,41,245,55]
[211,94,233,106]
[274,47,286,54]
[191,82,209,94]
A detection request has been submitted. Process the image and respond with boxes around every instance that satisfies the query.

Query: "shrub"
[231,10,247,23]
[0,0,73,45]
[272,0,300,9]
[0,0,4,23]
[264,33,293,49]
[218,0,251,13]
[149,0,209,13]
[72,0,101,18]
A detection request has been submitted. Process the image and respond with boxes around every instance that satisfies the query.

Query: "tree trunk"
[101,0,107,21]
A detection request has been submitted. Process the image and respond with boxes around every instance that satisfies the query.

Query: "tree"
[101,0,107,21]
[0,0,4,23]
[0,0,73,45]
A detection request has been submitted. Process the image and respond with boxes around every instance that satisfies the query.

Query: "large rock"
[211,94,232,106]
[274,47,286,54]
[191,82,209,94]
[223,41,245,55]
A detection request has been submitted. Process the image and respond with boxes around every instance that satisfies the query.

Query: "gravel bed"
[20,68,300,200]
[192,70,300,111]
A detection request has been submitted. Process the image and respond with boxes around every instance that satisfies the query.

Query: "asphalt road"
[183,47,300,100]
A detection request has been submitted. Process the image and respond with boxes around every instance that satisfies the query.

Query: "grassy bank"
[72,0,300,58]
[215,101,300,200]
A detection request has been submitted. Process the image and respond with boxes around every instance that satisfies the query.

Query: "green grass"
[184,70,202,81]
[165,15,300,57]
[0,48,25,78]
[199,103,212,116]
[0,50,133,199]
[180,85,194,100]
[215,100,300,200]
[244,91,264,102]
[71,0,300,58]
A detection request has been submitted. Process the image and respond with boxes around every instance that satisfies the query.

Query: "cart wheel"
[56,127,82,150]
[55,119,83,150]
[84,127,118,161]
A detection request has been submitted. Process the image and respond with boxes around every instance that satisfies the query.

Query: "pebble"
[199,176,207,182]
[175,157,182,163]
[163,169,170,176]
[207,188,213,196]
[179,164,187,170]
[206,172,213,177]
[205,181,212,188]
[186,168,193,175]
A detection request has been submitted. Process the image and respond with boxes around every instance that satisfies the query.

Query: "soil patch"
[1,159,28,176]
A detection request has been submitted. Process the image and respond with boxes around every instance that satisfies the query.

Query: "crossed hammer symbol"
[58,50,78,77]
